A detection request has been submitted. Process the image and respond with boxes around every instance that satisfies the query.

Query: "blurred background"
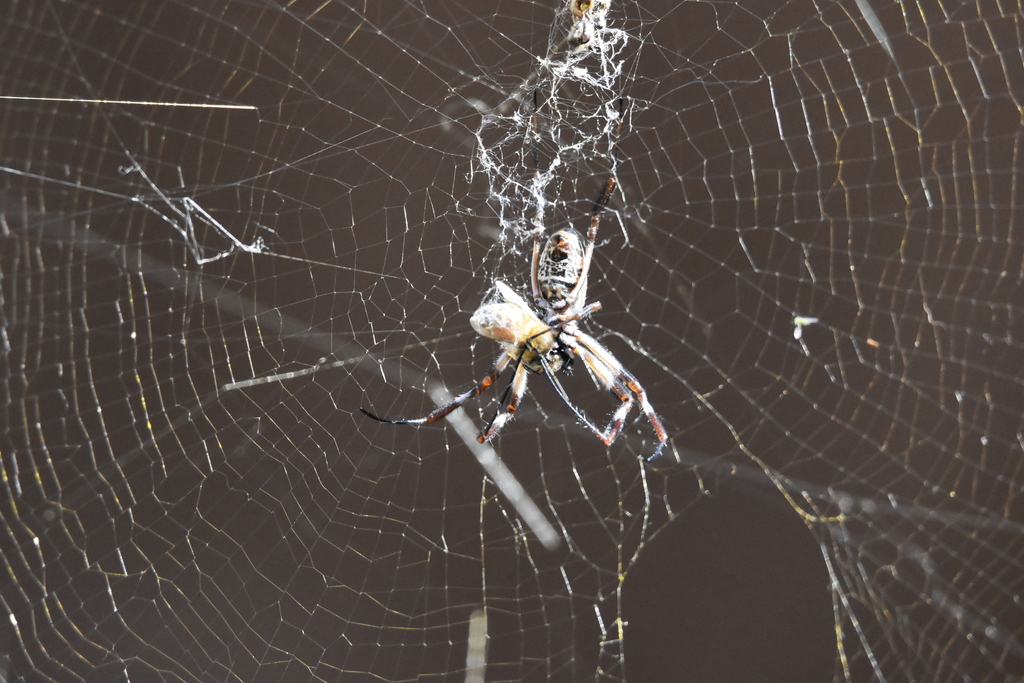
[1,1,1022,681]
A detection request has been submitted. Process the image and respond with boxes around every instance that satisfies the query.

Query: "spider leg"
[538,352,620,444]
[564,98,627,309]
[557,300,601,323]
[477,356,530,443]
[561,173,615,312]
[576,331,669,461]
[531,222,543,302]
[360,352,514,426]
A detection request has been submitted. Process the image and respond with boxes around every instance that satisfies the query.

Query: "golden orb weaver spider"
[361,117,668,459]
[362,65,668,460]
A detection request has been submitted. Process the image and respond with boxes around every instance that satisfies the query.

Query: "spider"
[361,166,669,461]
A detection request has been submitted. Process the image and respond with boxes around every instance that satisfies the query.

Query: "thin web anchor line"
[0,95,256,110]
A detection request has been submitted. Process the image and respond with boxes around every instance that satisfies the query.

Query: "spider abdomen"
[538,229,586,305]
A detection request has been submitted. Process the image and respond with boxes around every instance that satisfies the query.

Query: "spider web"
[1,0,1022,681]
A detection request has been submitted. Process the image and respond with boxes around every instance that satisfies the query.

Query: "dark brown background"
[1,1,1022,681]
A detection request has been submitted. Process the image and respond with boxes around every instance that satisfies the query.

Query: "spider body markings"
[536,229,587,306]
[361,173,670,461]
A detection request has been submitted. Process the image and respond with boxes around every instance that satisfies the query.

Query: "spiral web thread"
[1,1,1023,681]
